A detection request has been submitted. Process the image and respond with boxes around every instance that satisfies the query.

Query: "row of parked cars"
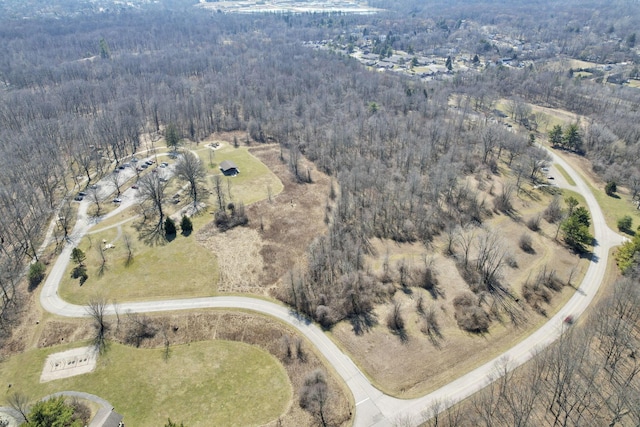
[74,190,121,203]
[74,156,171,203]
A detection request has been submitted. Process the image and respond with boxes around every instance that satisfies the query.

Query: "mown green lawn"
[59,220,219,304]
[197,144,284,207]
[1,341,291,427]
[584,178,640,234]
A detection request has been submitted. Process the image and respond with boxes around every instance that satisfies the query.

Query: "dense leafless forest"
[1,0,640,424]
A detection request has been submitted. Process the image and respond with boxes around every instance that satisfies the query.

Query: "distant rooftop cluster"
[197,0,383,15]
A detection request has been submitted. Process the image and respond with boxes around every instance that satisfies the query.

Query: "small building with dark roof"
[219,160,240,176]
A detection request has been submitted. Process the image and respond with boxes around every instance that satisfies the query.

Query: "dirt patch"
[40,346,97,382]
[36,311,352,427]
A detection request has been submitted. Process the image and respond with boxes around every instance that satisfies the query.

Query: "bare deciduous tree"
[107,170,124,197]
[174,151,207,210]
[300,369,331,427]
[88,187,104,217]
[123,233,134,266]
[212,174,225,211]
[7,392,30,423]
[137,173,168,231]
[387,301,407,341]
[87,297,110,354]
[125,312,157,347]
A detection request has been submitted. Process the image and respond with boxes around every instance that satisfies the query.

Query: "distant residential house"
[607,73,627,85]
[219,160,240,176]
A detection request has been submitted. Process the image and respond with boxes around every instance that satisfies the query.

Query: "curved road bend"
[40,148,625,427]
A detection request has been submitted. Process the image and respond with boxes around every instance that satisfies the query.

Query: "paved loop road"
[40,148,625,426]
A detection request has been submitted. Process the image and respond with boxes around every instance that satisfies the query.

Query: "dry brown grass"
[36,310,353,427]
[197,225,264,293]
[195,144,331,296]
[329,164,588,398]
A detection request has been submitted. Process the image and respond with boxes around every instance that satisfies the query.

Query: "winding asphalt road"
[39,148,624,427]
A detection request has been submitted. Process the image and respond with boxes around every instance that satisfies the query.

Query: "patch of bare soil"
[331,170,588,397]
[195,143,330,295]
[37,311,352,427]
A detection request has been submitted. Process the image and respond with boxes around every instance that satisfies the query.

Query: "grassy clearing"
[59,220,218,304]
[626,79,640,88]
[59,140,286,304]
[543,58,599,72]
[88,206,139,232]
[584,178,640,233]
[197,143,284,207]
[0,340,291,427]
[554,164,576,186]
[495,98,578,133]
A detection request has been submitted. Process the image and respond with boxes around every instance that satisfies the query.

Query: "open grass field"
[33,310,354,427]
[195,140,284,207]
[542,58,600,72]
[58,220,219,304]
[582,174,640,234]
[0,340,291,427]
[495,99,579,133]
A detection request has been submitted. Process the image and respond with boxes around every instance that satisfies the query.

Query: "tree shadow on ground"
[134,221,167,246]
[349,311,377,336]
[621,228,635,237]
[424,283,445,300]
[518,188,542,202]
[424,327,443,349]
[579,250,598,263]
[400,285,413,295]
[391,326,409,343]
[288,308,312,325]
